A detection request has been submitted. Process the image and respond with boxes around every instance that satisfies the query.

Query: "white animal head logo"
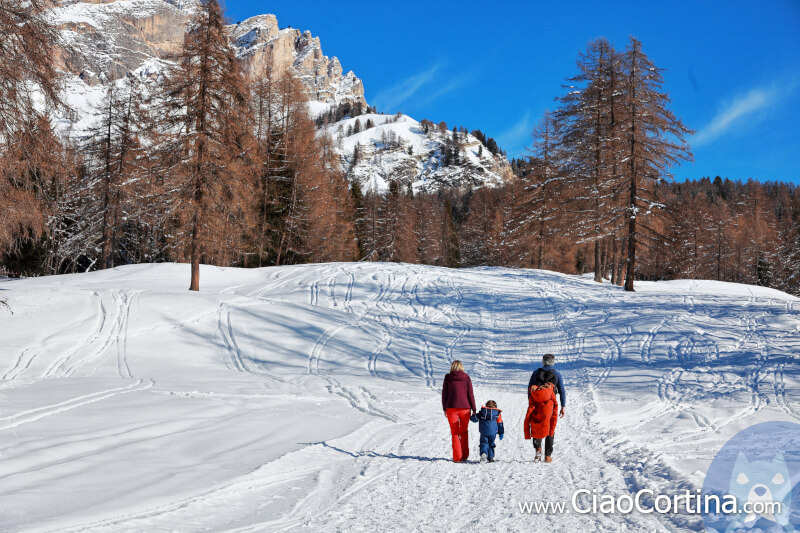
[730,452,792,525]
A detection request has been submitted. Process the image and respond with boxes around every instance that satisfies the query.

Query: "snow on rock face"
[227,15,365,107]
[51,0,197,85]
[51,2,367,136]
[56,57,173,139]
[320,113,513,193]
[52,2,364,106]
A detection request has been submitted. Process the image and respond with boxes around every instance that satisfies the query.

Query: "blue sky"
[226,1,800,184]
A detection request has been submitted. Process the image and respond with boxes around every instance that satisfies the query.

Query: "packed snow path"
[1,263,799,531]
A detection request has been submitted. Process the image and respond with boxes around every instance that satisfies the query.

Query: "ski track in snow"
[0,379,153,433]
[38,290,141,380]
[0,263,799,531]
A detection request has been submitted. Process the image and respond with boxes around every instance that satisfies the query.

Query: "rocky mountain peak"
[228,14,365,106]
[52,0,365,106]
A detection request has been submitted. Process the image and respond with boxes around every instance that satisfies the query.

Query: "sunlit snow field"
[1,263,798,531]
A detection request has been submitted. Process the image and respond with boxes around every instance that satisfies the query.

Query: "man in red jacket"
[441,360,477,462]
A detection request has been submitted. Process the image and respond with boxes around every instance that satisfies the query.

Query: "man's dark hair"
[536,368,558,386]
[542,353,555,366]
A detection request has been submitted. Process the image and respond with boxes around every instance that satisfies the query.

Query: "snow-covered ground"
[1,263,798,531]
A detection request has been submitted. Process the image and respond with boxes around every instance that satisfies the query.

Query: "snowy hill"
[321,113,512,193]
[1,263,798,530]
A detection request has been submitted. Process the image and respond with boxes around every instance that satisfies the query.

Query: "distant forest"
[2,0,798,294]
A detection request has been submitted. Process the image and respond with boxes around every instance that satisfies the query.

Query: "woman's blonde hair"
[450,360,464,373]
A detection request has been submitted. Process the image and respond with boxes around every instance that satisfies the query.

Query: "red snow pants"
[446,408,472,462]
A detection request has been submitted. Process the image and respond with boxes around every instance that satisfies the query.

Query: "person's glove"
[499,433,504,440]
[470,414,478,423]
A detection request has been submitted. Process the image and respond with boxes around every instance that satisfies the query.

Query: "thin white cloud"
[694,80,797,146]
[496,111,532,156]
[417,72,474,108]
[372,65,441,112]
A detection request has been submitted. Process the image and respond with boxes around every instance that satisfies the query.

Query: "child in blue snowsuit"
[471,400,504,463]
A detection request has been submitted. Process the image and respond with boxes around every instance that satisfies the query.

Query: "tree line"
[2,0,798,296]
[455,174,799,293]
[460,37,799,295]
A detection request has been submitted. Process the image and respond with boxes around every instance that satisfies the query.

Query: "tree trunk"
[624,46,638,292]
[601,240,609,280]
[625,162,636,292]
[100,101,113,270]
[190,218,201,291]
[189,134,204,291]
[594,240,602,282]
[537,241,543,270]
[611,242,618,283]
[189,176,202,291]
[100,174,112,269]
[110,186,120,268]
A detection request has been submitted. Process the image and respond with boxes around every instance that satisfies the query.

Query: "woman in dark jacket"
[441,360,477,462]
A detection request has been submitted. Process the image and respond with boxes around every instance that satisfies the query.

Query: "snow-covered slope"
[57,57,170,138]
[322,113,512,193]
[1,263,798,531]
